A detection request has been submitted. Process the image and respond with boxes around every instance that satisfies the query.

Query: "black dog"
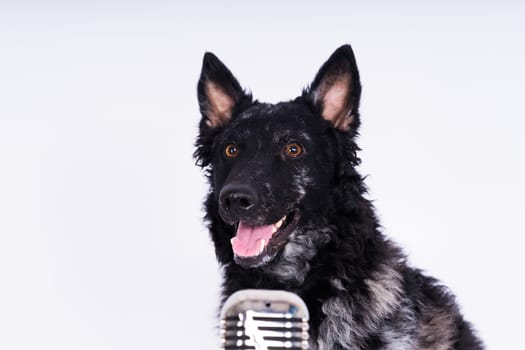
[194,45,483,349]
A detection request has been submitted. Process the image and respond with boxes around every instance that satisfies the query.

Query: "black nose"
[220,183,257,217]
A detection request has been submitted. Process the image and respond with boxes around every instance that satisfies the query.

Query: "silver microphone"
[220,289,310,350]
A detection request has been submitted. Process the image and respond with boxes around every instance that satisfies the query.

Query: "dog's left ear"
[308,45,362,132]
[198,52,248,129]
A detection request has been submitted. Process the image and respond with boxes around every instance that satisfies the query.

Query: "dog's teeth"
[259,239,265,254]
[271,226,277,234]
[275,216,286,229]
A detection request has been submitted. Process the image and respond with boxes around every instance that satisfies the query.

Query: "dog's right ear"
[198,52,248,129]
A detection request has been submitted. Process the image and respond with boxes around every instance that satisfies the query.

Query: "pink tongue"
[231,222,274,257]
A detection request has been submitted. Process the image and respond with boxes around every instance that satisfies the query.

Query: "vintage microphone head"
[220,289,310,350]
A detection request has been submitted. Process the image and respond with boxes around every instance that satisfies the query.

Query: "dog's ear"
[308,45,362,132]
[198,52,247,129]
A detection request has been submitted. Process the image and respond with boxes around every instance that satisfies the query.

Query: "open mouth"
[230,211,300,267]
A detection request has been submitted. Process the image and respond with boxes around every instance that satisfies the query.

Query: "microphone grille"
[220,290,310,350]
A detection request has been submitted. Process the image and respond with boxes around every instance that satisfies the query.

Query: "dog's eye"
[284,143,304,158]
[224,143,239,158]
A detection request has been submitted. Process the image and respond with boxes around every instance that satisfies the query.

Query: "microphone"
[220,289,310,350]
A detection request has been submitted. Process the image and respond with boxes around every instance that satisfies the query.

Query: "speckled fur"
[194,45,484,349]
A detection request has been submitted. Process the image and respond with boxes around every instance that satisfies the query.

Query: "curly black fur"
[194,45,484,349]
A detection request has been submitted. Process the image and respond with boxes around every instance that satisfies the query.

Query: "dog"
[194,44,484,349]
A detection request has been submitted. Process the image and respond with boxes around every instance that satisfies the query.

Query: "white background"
[0,1,523,349]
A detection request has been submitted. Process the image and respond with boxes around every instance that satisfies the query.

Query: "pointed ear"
[197,52,248,128]
[308,45,362,132]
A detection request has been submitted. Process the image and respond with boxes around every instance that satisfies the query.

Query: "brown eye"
[284,143,304,158]
[224,143,239,158]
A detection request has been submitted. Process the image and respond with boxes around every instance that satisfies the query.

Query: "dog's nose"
[220,184,257,216]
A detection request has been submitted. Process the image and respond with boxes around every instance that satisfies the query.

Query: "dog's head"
[195,45,362,273]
